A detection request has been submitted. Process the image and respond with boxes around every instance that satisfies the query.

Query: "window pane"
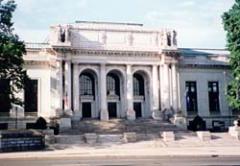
[185,81,198,113]
[80,73,94,96]
[208,81,220,113]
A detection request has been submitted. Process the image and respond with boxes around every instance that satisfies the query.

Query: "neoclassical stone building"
[0,21,234,129]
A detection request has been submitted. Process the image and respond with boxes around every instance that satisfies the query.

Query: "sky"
[13,0,235,48]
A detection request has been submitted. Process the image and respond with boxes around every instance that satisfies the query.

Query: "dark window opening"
[133,73,144,96]
[107,73,120,96]
[108,102,117,118]
[208,81,220,114]
[134,102,142,118]
[0,79,11,113]
[82,102,91,118]
[185,81,198,114]
[25,79,38,112]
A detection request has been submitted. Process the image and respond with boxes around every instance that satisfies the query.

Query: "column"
[160,64,170,110]
[57,60,63,112]
[172,64,178,111]
[100,64,109,121]
[73,64,80,112]
[152,65,159,111]
[64,61,72,111]
[126,65,135,120]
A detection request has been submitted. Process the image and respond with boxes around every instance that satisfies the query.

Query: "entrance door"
[82,102,91,118]
[134,102,142,118]
[108,102,117,118]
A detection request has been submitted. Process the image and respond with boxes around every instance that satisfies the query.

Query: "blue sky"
[13,0,234,48]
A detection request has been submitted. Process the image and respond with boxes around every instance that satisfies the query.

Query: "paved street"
[1,156,240,166]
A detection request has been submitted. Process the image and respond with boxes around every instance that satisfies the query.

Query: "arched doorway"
[133,71,150,118]
[106,70,123,119]
[79,69,97,119]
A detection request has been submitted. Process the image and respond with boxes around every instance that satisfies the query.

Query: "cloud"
[180,1,195,7]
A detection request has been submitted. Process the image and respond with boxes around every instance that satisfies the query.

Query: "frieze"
[51,47,162,58]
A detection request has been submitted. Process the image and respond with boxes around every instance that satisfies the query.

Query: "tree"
[222,0,240,111]
[0,0,27,112]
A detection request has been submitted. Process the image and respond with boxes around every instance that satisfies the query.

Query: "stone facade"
[0,21,235,130]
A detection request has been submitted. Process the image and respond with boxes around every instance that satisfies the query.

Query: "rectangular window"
[0,79,10,114]
[24,79,38,113]
[185,81,198,114]
[208,81,220,114]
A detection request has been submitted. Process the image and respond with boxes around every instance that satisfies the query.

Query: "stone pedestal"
[100,110,109,121]
[123,132,137,143]
[43,129,55,144]
[197,131,211,141]
[229,120,240,140]
[173,115,187,129]
[84,133,98,145]
[162,131,175,142]
[10,105,24,118]
[59,118,71,130]
[152,110,162,120]
[127,110,136,121]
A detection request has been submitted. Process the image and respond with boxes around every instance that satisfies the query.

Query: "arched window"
[133,73,144,96]
[107,73,120,96]
[80,73,95,96]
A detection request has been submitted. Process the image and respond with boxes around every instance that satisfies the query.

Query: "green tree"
[0,0,27,111]
[222,0,240,110]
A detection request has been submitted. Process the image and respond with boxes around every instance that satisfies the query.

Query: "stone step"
[97,134,123,143]
[55,135,84,144]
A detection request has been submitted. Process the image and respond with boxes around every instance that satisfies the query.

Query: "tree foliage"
[222,0,240,110]
[0,0,26,110]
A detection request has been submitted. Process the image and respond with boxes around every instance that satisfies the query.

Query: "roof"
[179,48,230,56]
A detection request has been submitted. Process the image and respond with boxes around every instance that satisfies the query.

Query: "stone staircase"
[65,119,185,134]
[55,119,187,144]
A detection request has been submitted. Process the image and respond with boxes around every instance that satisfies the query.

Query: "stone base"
[161,131,175,142]
[59,118,72,130]
[152,110,162,120]
[98,134,123,143]
[127,110,136,121]
[173,116,187,129]
[123,132,137,143]
[100,110,109,121]
[197,131,211,141]
[229,126,240,139]
[84,133,98,145]
[10,105,24,118]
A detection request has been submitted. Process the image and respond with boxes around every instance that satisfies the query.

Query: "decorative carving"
[167,32,171,46]
[173,30,177,46]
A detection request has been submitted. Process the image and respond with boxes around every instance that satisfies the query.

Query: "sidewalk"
[1,132,240,159]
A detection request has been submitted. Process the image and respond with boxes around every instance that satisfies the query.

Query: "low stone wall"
[0,130,45,152]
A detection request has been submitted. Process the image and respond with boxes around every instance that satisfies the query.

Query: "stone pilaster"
[160,64,170,110]
[152,65,159,111]
[100,64,109,121]
[171,64,178,111]
[57,60,63,116]
[73,64,80,118]
[64,61,72,112]
[126,65,135,120]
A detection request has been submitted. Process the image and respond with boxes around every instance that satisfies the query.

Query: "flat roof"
[75,20,143,27]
